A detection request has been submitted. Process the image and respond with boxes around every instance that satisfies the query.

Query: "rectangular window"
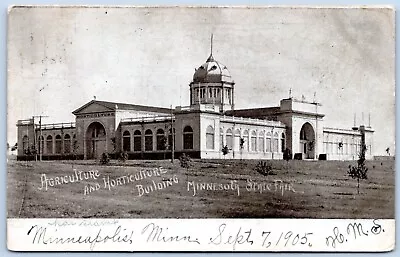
[273,139,279,152]
[145,136,153,151]
[266,138,271,152]
[258,138,265,152]
[134,137,141,151]
[226,135,233,149]
[206,134,214,149]
[251,137,256,152]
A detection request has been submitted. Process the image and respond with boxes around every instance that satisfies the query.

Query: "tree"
[348,144,368,194]
[239,137,245,160]
[111,137,117,153]
[255,161,272,177]
[221,145,229,159]
[100,152,110,165]
[161,136,168,160]
[179,153,192,181]
[117,151,128,163]
[283,148,292,162]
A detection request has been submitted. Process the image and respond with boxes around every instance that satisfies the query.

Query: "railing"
[175,106,192,111]
[121,115,174,123]
[221,115,285,127]
[39,122,76,130]
[16,119,34,126]
[323,127,363,135]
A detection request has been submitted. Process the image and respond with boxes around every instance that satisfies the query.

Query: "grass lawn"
[7,158,394,219]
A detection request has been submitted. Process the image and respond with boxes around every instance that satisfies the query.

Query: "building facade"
[16,51,374,161]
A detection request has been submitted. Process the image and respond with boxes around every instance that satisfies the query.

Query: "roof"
[72,100,172,115]
[226,107,281,119]
[192,54,234,83]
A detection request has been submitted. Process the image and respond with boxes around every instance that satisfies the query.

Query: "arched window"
[133,130,142,151]
[206,126,215,149]
[273,132,279,152]
[219,128,224,148]
[183,126,193,150]
[281,133,285,152]
[258,131,265,152]
[300,127,307,140]
[226,128,233,149]
[64,134,71,154]
[234,129,241,151]
[145,129,153,151]
[123,131,131,152]
[55,135,62,154]
[46,135,53,154]
[242,130,249,151]
[156,129,166,150]
[22,135,29,154]
[251,131,257,152]
[266,132,271,152]
[72,134,76,152]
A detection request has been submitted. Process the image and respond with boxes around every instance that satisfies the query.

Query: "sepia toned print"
[6,5,395,252]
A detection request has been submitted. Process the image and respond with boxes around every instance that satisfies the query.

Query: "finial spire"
[207,33,215,62]
[211,33,213,56]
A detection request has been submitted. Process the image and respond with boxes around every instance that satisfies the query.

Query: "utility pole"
[170,105,175,163]
[33,115,48,161]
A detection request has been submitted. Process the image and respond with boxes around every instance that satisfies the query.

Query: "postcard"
[6,5,395,252]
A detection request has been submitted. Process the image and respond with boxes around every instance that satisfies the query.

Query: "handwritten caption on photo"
[13,218,392,251]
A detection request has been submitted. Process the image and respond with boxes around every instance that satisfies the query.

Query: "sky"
[7,6,395,155]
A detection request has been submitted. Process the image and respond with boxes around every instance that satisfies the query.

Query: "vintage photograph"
[7,6,395,221]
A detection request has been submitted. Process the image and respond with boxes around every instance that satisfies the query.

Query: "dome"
[193,54,234,83]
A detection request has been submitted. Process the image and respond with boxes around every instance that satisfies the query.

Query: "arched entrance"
[86,122,106,159]
[300,123,315,159]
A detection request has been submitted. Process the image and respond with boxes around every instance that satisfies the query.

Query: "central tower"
[189,35,235,113]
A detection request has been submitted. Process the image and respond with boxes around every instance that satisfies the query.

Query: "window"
[123,131,131,152]
[206,126,215,149]
[273,132,279,152]
[234,129,241,151]
[242,130,249,151]
[72,134,76,152]
[55,135,62,154]
[258,131,265,152]
[226,128,233,149]
[281,133,285,152]
[251,131,257,152]
[46,135,53,154]
[133,130,142,151]
[156,129,166,150]
[145,129,153,151]
[183,126,193,150]
[22,135,29,154]
[266,132,271,152]
[300,127,307,140]
[64,134,71,154]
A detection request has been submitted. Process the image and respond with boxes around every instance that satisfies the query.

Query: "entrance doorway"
[299,123,315,159]
[86,122,106,159]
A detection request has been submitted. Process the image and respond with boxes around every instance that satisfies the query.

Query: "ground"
[7,157,395,219]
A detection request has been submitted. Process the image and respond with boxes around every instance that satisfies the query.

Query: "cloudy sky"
[7,6,395,155]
